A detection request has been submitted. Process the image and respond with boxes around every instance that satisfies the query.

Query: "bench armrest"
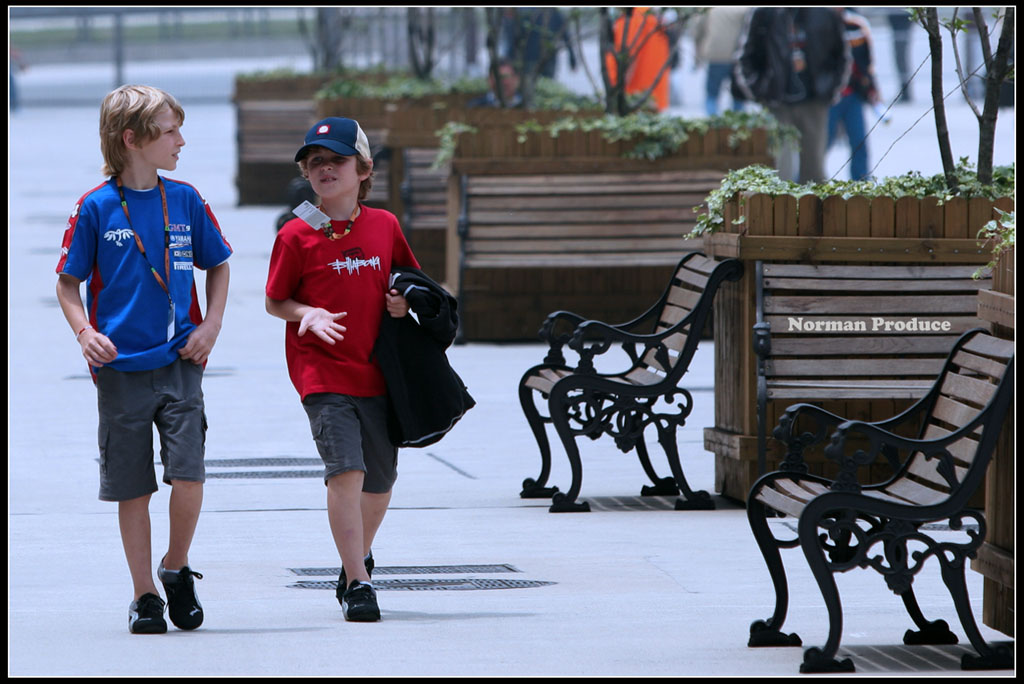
[538,310,590,365]
[822,419,972,493]
[773,404,849,473]
[567,319,683,374]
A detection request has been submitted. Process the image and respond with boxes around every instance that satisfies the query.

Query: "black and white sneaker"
[341,580,381,622]
[158,562,204,630]
[129,592,167,634]
[336,551,375,606]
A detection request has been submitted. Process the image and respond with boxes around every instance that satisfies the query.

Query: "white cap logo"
[317,124,330,135]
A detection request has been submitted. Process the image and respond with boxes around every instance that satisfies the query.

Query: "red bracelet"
[75,325,93,341]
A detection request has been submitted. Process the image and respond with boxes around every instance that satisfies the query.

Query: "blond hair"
[99,85,185,177]
[297,150,375,201]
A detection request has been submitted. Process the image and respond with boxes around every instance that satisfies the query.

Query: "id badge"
[167,302,176,342]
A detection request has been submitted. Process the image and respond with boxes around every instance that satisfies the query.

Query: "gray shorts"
[301,393,398,493]
[95,358,207,501]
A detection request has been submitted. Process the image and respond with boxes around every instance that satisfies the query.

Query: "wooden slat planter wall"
[973,246,1014,638]
[702,192,1014,503]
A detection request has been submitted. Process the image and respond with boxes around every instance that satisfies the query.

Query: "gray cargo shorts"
[95,358,207,501]
[301,393,398,493]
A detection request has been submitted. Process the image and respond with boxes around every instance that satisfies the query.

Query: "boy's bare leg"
[327,470,370,584]
[163,480,203,570]
[360,490,392,557]
[118,494,160,599]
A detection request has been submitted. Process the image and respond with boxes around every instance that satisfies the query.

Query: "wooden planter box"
[446,127,773,340]
[973,246,1014,638]
[702,193,1014,503]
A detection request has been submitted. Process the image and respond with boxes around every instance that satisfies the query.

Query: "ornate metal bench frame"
[746,328,1014,673]
[517,253,743,512]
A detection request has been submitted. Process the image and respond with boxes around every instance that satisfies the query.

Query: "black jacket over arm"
[374,267,476,448]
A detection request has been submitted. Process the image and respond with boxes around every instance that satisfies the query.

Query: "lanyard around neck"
[115,176,172,297]
[321,204,360,240]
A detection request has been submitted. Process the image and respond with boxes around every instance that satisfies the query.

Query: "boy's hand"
[78,329,118,367]
[386,289,410,318]
[179,320,221,365]
[298,308,348,345]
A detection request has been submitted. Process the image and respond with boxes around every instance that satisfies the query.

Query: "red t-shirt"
[266,204,420,399]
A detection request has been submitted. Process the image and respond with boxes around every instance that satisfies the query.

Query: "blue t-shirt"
[57,177,233,372]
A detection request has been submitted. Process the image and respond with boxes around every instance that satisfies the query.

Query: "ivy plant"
[975,208,1015,278]
[433,109,798,169]
[691,159,1016,237]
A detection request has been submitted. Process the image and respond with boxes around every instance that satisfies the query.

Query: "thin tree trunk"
[922,9,959,192]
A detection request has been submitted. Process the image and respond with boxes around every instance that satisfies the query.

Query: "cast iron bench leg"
[548,389,590,512]
[901,588,959,645]
[636,439,679,496]
[798,511,854,673]
[939,551,1014,670]
[747,494,802,648]
[518,380,560,499]
[657,420,714,510]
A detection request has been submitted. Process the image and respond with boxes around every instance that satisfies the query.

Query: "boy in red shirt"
[265,117,418,621]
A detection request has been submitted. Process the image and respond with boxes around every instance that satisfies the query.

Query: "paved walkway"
[8,35,1015,674]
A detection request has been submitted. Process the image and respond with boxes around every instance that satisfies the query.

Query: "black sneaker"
[129,592,167,634]
[336,551,375,605]
[341,580,381,622]
[158,562,204,630]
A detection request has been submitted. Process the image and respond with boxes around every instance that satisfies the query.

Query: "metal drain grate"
[585,496,681,511]
[207,457,322,467]
[780,521,979,533]
[291,578,554,591]
[207,470,322,479]
[290,564,520,576]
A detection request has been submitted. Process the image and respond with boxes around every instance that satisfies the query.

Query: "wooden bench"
[745,328,1014,672]
[753,262,993,479]
[447,169,720,340]
[517,253,743,512]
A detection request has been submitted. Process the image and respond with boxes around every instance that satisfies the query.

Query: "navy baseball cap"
[294,117,372,162]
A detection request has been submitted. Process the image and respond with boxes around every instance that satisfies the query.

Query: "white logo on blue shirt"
[104,228,134,247]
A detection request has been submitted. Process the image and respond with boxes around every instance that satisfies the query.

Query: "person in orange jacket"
[605,7,671,111]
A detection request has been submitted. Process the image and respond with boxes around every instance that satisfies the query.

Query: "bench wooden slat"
[468,208,694,224]
[764,294,982,315]
[905,455,970,489]
[755,483,814,518]
[766,358,944,377]
[951,349,1009,379]
[465,253,684,268]
[768,336,962,356]
[673,266,715,290]
[920,424,980,464]
[878,475,950,505]
[766,381,931,400]
[465,237,687,255]
[930,394,986,435]
[523,367,574,394]
[961,333,1015,359]
[666,285,703,311]
[468,170,724,189]
[468,194,704,211]
[469,223,690,239]
[939,372,999,408]
[762,276,985,293]
[761,263,985,279]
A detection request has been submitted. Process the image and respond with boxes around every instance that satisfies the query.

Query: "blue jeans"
[828,94,869,180]
[705,62,742,116]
